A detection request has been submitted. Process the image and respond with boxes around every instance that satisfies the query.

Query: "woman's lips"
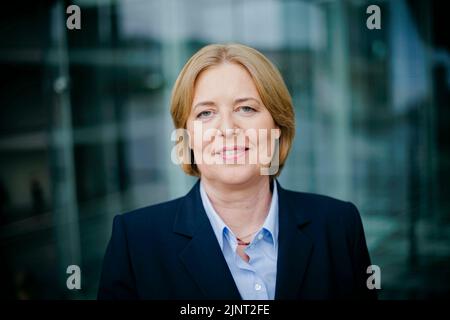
[215,146,249,161]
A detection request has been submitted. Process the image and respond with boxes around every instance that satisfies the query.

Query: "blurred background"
[0,0,449,299]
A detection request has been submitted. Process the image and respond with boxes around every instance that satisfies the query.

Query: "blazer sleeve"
[97,214,138,300]
[348,202,378,300]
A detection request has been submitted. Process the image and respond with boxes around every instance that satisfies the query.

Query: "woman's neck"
[201,176,273,240]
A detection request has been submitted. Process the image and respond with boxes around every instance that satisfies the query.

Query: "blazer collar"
[173,179,241,299]
[274,180,314,299]
[173,179,314,300]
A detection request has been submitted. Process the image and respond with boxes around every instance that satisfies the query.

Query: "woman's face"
[186,62,280,185]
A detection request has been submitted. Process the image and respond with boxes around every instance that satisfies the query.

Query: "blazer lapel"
[275,181,314,299]
[173,179,314,300]
[174,180,242,300]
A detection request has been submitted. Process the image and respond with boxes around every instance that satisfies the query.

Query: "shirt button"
[258,234,263,240]
[255,283,262,291]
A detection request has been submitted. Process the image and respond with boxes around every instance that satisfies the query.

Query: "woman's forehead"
[193,64,261,105]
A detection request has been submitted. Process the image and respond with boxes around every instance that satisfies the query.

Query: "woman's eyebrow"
[193,97,261,110]
[234,97,261,105]
[193,101,215,110]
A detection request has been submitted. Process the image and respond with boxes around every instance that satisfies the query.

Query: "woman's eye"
[196,110,213,119]
[238,106,256,113]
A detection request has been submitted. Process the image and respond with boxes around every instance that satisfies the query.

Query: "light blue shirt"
[199,180,279,300]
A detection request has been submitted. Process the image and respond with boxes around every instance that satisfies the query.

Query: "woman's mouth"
[215,146,250,161]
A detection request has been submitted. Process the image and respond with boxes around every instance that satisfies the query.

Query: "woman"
[98,43,376,300]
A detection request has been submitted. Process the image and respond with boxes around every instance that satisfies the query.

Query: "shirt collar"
[199,179,279,250]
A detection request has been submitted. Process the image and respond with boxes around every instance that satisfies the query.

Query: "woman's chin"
[209,164,261,185]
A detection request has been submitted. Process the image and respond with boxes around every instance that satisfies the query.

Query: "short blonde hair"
[170,43,295,177]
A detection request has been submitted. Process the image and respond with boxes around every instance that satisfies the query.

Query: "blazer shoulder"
[282,188,360,224]
[283,188,353,208]
[118,196,184,233]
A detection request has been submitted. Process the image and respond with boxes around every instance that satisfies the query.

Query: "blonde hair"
[170,43,295,177]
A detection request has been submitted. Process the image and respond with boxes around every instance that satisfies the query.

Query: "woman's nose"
[217,113,239,138]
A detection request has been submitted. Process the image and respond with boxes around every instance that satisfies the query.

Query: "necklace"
[236,229,260,246]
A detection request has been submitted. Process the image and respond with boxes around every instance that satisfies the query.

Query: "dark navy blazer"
[98,179,377,300]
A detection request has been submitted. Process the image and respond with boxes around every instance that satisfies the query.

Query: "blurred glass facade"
[0,0,449,299]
